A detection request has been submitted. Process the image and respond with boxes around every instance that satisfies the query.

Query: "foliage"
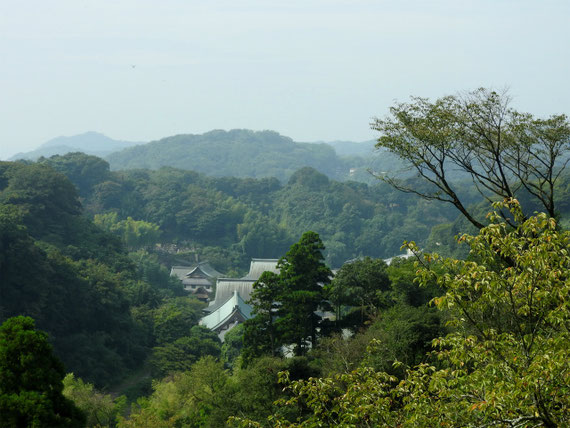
[0,316,85,427]
[244,232,332,360]
[39,152,112,198]
[46,153,466,269]
[276,231,333,353]
[151,297,205,346]
[106,129,362,182]
[0,162,162,388]
[372,88,570,228]
[221,323,245,368]
[62,373,126,428]
[94,212,161,249]
[119,355,320,427]
[312,304,443,379]
[150,326,221,378]
[327,256,391,326]
[243,271,283,362]
[119,356,230,428]
[128,250,184,300]
[235,201,570,427]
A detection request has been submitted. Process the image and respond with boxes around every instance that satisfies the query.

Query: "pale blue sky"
[1,0,569,159]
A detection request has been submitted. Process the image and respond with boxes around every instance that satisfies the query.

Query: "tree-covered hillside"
[105,129,379,182]
[0,161,203,389]
[38,152,470,270]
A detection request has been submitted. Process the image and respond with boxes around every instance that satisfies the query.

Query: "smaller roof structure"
[170,262,223,298]
[170,262,223,281]
[242,258,280,280]
[200,291,252,339]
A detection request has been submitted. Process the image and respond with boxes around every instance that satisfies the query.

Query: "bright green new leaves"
[62,374,126,428]
[94,212,161,249]
[411,199,570,426]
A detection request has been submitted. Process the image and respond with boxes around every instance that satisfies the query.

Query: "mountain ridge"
[10,131,141,161]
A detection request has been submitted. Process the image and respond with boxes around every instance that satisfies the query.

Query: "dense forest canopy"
[35,152,475,270]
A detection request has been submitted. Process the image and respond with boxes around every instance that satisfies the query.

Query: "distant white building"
[383,248,416,266]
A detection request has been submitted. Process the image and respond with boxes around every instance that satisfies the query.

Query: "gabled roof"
[242,258,280,280]
[205,278,255,313]
[170,262,224,281]
[200,291,252,331]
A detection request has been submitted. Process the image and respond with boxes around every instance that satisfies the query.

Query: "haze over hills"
[317,140,377,157]
[105,129,405,182]
[9,129,406,183]
[9,131,142,161]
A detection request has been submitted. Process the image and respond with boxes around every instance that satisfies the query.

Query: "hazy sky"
[1,0,569,159]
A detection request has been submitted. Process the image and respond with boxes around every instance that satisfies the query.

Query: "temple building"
[170,262,223,302]
[199,258,279,340]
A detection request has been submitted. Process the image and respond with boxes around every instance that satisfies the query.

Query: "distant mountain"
[106,129,382,182]
[10,131,141,161]
[319,140,377,157]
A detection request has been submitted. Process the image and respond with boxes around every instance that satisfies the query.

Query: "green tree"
[94,213,161,249]
[243,271,282,363]
[327,257,391,327]
[0,316,85,427]
[62,373,126,428]
[40,152,112,198]
[150,326,221,377]
[221,323,245,368]
[152,297,204,345]
[119,356,230,428]
[372,88,570,228]
[276,231,332,355]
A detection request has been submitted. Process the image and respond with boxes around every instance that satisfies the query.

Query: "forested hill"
[106,129,399,182]
[36,152,472,268]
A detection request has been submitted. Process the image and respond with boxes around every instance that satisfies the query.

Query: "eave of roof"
[200,291,252,331]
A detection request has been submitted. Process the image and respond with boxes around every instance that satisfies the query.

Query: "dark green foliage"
[288,166,330,190]
[243,271,282,362]
[0,162,81,241]
[39,152,112,198]
[244,232,332,360]
[43,153,471,269]
[221,323,244,368]
[327,257,391,328]
[362,305,443,376]
[387,258,442,307]
[0,162,160,388]
[128,250,184,300]
[0,316,85,427]
[150,326,221,377]
[276,232,332,354]
[151,297,205,345]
